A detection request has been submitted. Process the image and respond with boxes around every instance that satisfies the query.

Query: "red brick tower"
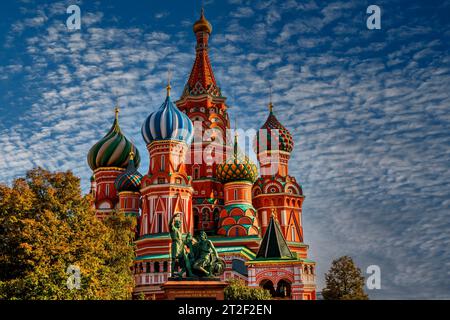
[216,133,259,238]
[175,9,230,235]
[135,83,194,298]
[87,107,141,219]
[252,102,307,257]
[114,151,142,218]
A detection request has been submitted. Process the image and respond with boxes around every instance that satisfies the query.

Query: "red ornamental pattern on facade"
[86,8,316,300]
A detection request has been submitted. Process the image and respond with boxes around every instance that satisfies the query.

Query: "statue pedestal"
[162,279,228,300]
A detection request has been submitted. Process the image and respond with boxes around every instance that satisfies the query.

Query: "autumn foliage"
[0,168,136,299]
[322,256,369,300]
[224,279,272,300]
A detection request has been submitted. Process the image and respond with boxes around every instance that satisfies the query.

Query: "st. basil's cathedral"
[87,9,316,300]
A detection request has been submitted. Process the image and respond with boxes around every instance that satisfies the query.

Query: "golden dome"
[193,8,212,34]
[216,134,258,184]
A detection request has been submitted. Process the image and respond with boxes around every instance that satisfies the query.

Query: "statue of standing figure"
[169,213,225,278]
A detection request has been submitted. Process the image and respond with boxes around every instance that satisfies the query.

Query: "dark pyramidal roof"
[256,214,294,259]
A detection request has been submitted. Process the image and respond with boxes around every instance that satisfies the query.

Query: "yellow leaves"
[19,243,33,254]
[0,168,135,300]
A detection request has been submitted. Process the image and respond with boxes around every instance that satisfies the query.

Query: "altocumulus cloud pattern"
[0,0,449,299]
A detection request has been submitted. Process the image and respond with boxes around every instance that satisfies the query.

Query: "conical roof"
[256,213,294,259]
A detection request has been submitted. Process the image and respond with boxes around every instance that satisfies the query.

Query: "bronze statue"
[169,213,191,277]
[169,213,225,279]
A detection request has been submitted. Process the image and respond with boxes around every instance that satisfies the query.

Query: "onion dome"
[193,8,212,34]
[217,133,258,184]
[114,151,143,192]
[141,84,194,145]
[88,107,141,171]
[256,102,294,154]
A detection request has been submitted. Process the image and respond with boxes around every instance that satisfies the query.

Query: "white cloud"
[0,0,449,299]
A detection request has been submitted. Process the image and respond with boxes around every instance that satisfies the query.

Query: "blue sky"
[1,0,449,299]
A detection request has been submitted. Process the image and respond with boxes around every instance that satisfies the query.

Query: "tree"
[322,256,369,300]
[224,279,272,300]
[0,168,136,300]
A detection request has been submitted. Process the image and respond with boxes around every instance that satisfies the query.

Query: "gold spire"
[233,119,239,157]
[269,86,273,113]
[112,102,122,133]
[114,105,120,122]
[129,150,135,161]
[166,69,172,97]
[193,6,212,34]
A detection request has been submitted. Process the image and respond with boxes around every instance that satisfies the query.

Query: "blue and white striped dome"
[141,92,194,145]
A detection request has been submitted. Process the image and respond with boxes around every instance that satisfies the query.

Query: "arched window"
[234,189,238,200]
[194,167,200,179]
[146,262,150,273]
[105,184,110,196]
[163,261,168,272]
[154,261,160,273]
[260,280,275,297]
[276,280,292,298]
[202,208,210,222]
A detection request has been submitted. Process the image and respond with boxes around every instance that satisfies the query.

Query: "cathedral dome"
[217,134,258,184]
[193,8,212,34]
[141,86,194,145]
[87,108,141,171]
[114,151,143,192]
[256,103,294,154]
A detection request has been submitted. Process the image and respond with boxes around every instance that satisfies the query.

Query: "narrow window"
[157,213,163,233]
[194,167,200,179]
[234,189,238,200]
[161,156,165,171]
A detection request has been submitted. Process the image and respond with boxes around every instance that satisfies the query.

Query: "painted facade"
[87,9,316,300]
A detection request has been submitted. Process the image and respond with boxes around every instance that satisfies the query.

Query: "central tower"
[176,9,230,235]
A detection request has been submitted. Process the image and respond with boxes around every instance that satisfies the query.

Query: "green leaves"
[224,279,272,300]
[322,255,369,300]
[0,168,135,300]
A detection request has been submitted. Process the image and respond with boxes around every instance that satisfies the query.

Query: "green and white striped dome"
[87,108,140,171]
